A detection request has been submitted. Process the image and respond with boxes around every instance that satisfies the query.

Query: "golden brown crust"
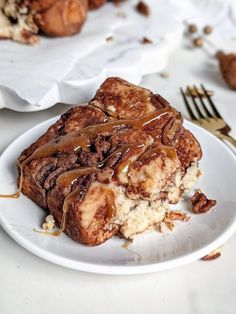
[33,0,88,37]
[18,105,107,164]
[176,128,202,169]
[21,157,57,208]
[89,77,155,119]
[30,0,57,12]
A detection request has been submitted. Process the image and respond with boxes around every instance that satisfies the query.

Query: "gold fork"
[180,84,236,148]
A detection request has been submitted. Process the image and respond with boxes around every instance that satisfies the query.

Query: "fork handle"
[217,132,236,148]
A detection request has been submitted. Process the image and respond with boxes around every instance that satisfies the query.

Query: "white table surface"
[0,44,236,314]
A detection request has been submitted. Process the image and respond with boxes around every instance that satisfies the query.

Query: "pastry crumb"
[117,10,126,18]
[163,217,175,231]
[202,247,222,261]
[141,37,153,44]
[166,211,190,222]
[42,215,55,230]
[160,72,170,78]
[107,105,116,112]
[106,36,114,43]
[155,222,164,233]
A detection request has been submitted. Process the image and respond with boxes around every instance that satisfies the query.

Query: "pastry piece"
[0,0,88,43]
[32,0,88,37]
[0,0,124,44]
[217,52,236,90]
[18,77,202,246]
[0,0,39,44]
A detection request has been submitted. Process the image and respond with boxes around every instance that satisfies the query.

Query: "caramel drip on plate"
[122,240,132,249]
[122,241,142,260]
[0,165,23,199]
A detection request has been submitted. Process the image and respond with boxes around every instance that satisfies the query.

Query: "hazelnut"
[188,24,197,33]
[193,37,203,48]
[203,25,213,35]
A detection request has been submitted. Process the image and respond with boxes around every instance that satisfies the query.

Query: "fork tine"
[193,85,213,118]
[200,84,222,118]
[180,88,197,121]
[187,86,205,119]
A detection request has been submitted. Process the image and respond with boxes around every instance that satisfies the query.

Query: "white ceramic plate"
[0,118,236,275]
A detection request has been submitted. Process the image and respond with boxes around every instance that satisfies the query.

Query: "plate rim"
[0,116,236,275]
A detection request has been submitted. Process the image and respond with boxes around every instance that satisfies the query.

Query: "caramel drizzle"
[0,108,175,200]
[139,145,177,161]
[55,144,145,187]
[56,167,98,187]
[160,145,177,159]
[23,107,174,166]
[106,190,117,219]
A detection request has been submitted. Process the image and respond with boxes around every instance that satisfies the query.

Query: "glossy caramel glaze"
[0,110,176,200]
[21,107,175,167]
[160,145,177,160]
[0,165,23,199]
[106,189,117,218]
[56,167,98,187]
[1,108,174,199]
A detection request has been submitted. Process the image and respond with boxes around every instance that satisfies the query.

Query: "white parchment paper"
[0,0,235,111]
